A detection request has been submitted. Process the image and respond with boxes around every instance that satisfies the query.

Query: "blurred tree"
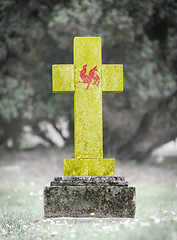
[0,0,176,161]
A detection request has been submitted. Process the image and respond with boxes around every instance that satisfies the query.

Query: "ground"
[0,147,177,240]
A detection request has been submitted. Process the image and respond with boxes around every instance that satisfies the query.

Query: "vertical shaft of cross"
[74,37,103,159]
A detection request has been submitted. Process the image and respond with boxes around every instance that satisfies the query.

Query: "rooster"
[89,65,100,87]
[77,65,100,90]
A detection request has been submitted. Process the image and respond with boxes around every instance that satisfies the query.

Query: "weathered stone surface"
[48,37,135,218]
[52,37,124,176]
[44,176,136,218]
[64,158,115,176]
[51,176,128,186]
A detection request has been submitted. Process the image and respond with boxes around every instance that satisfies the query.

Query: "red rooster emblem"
[77,65,100,90]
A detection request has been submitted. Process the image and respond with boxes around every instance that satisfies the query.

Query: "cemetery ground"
[0,147,177,240]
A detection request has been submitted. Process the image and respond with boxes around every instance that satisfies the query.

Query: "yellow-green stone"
[52,37,123,176]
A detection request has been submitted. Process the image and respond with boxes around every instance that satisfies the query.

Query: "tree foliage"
[0,0,176,160]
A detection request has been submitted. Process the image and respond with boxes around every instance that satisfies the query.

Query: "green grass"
[0,180,177,240]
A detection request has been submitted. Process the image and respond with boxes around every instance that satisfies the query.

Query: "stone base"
[64,158,115,176]
[44,177,136,218]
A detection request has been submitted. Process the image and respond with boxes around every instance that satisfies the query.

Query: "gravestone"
[44,37,136,218]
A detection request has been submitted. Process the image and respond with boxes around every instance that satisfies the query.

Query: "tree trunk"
[103,90,177,161]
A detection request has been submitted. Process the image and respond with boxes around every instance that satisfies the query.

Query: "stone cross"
[52,37,123,176]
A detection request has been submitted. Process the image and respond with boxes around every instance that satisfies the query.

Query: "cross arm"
[102,64,123,93]
[52,64,75,93]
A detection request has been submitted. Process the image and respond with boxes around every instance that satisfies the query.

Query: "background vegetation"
[0,0,177,161]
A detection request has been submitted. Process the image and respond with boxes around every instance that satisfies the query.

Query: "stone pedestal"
[44,176,136,218]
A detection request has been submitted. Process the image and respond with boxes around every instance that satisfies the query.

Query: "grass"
[0,147,177,239]
[0,179,177,240]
